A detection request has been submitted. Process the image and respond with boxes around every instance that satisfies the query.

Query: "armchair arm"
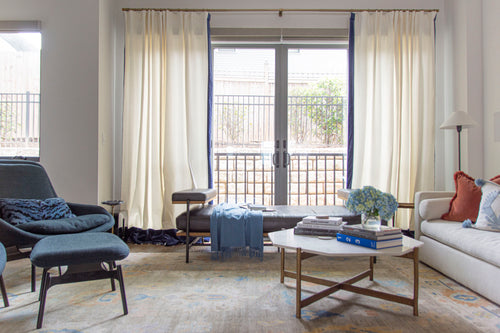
[67,202,111,216]
[0,218,44,248]
[413,191,454,239]
[67,203,114,232]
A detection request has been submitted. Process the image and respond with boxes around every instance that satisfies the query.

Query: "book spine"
[342,226,401,237]
[336,233,377,249]
[296,222,342,230]
[339,229,401,241]
[294,228,338,236]
[301,220,342,225]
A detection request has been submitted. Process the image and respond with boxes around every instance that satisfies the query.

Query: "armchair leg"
[0,275,9,307]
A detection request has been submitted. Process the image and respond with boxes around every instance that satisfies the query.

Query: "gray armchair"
[0,160,114,291]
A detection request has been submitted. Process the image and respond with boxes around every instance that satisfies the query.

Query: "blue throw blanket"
[210,203,263,260]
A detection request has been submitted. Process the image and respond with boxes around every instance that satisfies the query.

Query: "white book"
[296,221,346,230]
[302,216,343,225]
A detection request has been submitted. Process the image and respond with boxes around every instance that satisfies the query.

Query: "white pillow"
[419,197,453,221]
[470,179,500,231]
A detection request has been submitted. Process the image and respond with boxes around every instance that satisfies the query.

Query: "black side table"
[102,200,124,239]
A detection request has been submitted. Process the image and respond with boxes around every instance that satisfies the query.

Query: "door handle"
[272,152,280,168]
[283,152,290,168]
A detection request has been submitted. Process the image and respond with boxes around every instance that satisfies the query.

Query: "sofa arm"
[414,191,454,239]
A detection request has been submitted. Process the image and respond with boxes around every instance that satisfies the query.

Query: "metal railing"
[213,151,346,206]
[213,93,348,206]
[0,92,40,154]
[213,94,346,148]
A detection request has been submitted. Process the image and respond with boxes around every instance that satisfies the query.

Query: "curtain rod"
[121,8,439,16]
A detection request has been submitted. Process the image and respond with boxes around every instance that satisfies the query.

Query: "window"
[0,22,41,159]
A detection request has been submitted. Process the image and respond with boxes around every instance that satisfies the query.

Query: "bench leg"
[185,200,191,263]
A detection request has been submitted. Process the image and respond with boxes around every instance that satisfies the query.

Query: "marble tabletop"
[268,228,423,257]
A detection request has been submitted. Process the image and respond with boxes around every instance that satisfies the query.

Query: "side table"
[172,188,216,263]
[102,200,124,239]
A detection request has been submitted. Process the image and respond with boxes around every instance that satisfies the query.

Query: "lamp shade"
[440,111,477,129]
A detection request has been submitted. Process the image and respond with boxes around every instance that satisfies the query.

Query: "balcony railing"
[213,94,346,148]
[0,92,40,156]
[213,94,348,206]
[213,151,346,206]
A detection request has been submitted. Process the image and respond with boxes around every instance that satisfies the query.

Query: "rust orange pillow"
[442,171,500,222]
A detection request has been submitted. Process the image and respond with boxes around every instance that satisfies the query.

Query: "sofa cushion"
[16,214,111,235]
[442,171,500,222]
[0,197,76,225]
[419,197,452,221]
[420,219,500,268]
[471,179,500,232]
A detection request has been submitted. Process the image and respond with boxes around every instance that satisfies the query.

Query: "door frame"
[211,43,349,205]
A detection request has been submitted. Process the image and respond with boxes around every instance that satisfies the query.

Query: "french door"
[212,44,348,206]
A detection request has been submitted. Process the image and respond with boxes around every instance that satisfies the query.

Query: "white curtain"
[122,11,209,230]
[352,11,436,229]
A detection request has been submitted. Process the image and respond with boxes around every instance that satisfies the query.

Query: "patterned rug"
[1,244,499,333]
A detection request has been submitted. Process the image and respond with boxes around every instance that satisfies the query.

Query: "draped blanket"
[210,203,263,260]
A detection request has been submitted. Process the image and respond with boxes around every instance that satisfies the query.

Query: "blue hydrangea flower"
[346,186,398,221]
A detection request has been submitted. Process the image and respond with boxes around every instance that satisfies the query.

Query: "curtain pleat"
[123,11,209,230]
[352,11,437,229]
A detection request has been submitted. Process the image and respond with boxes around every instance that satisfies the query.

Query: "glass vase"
[362,213,381,229]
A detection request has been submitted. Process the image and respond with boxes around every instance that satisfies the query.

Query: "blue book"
[336,233,402,249]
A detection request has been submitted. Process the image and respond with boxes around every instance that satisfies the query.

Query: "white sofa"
[414,191,500,305]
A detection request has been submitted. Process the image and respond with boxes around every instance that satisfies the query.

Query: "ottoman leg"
[109,262,116,291]
[31,264,36,292]
[0,275,9,307]
[37,269,51,329]
[117,265,128,315]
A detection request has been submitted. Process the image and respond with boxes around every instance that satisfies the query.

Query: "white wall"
[482,0,500,178]
[1,0,493,208]
[0,0,100,204]
[98,0,116,204]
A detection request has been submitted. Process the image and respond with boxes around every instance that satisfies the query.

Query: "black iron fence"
[213,151,346,206]
[213,93,347,206]
[213,94,346,148]
[0,92,40,146]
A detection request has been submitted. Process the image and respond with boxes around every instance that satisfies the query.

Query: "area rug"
[1,244,499,332]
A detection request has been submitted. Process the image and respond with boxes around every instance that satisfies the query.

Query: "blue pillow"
[0,198,76,226]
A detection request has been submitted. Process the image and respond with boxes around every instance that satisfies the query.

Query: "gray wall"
[0,0,100,204]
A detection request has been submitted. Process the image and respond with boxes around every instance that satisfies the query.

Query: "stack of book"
[336,224,403,249]
[293,216,345,236]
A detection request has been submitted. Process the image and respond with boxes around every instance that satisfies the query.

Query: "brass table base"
[279,247,419,318]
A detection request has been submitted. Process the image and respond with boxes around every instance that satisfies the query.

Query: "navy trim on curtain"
[207,14,214,189]
[347,13,355,189]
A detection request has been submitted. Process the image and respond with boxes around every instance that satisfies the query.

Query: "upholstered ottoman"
[30,232,129,329]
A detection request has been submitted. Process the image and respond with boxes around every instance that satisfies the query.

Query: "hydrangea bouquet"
[345,186,398,222]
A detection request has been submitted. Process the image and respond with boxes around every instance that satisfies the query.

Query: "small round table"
[102,200,124,238]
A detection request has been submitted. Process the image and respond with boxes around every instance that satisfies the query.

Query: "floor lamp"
[440,111,477,171]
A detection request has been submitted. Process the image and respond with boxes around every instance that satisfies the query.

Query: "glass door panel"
[212,47,276,205]
[286,48,348,206]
